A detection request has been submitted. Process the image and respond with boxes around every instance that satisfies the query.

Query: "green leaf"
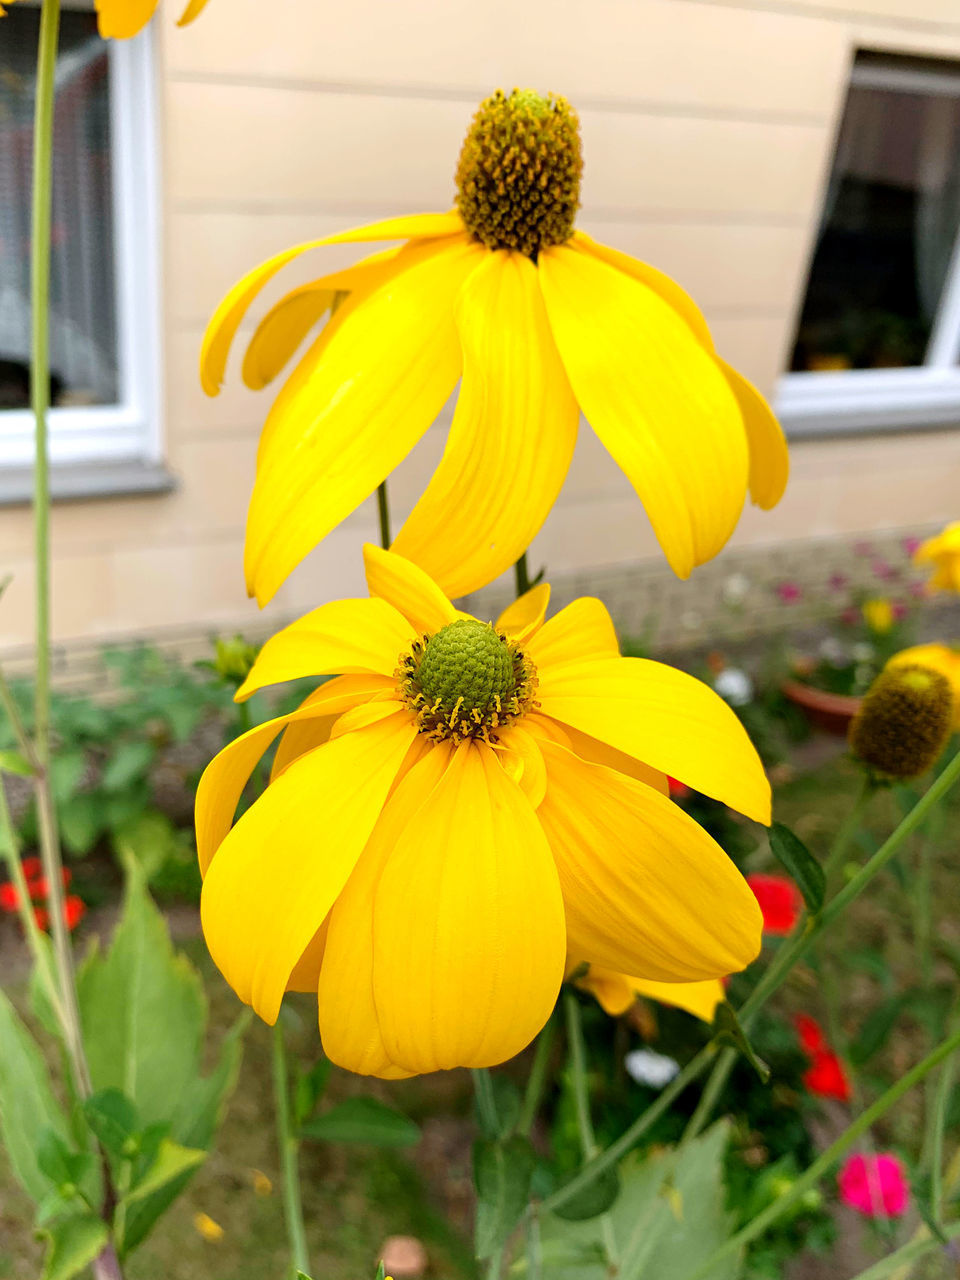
[474,1075,521,1141]
[712,1003,770,1084]
[111,811,181,881]
[375,1265,386,1280]
[294,1058,332,1127]
[473,1136,536,1259]
[36,1130,95,1193]
[0,748,33,776]
[58,793,106,857]
[39,1214,109,1280]
[552,1166,621,1222]
[82,1090,140,1160]
[301,1097,420,1148]
[768,823,825,914]
[849,993,906,1067]
[0,987,71,1202]
[49,750,88,806]
[29,935,62,1040]
[122,1139,205,1205]
[101,741,155,793]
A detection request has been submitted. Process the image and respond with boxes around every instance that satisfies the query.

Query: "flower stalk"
[272,1021,311,1278]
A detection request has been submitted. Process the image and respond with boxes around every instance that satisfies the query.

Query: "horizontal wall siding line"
[685,0,960,33]
[165,69,835,128]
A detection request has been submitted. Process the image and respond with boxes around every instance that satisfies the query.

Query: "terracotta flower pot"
[781,678,862,737]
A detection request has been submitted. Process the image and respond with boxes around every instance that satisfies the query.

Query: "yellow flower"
[195,546,769,1078]
[887,644,960,729]
[914,522,960,593]
[201,89,789,606]
[2,0,209,37]
[193,1212,224,1242]
[862,598,894,635]
[570,958,724,1024]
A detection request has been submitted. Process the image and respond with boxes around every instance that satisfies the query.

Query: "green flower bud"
[849,664,953,780]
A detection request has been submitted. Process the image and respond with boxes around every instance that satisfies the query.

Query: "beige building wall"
[3,0,960,653]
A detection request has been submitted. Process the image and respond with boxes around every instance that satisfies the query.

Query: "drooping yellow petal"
[539,242,748,578]
[200,711,416,1024]
[200,216,466,397]
[235,598,416,701]
[318,745,452,1078]
[286,918,330,994]
[539,741,762,980]
[527,597,619,670]
[196,674,388,874]
[632,975,725,1023]
[95,0,159,37]
[392,251,579,598]
[373,743,566,1073]
[246,238,486,606]
[538,655,770,824]
[721,360,789,509]
[496,583,551,643]
[560,725,669,796]
[177,0,210,24]
[363,544,457,636]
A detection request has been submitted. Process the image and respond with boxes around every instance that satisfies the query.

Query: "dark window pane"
[0,6,118,410]
[791,59,960,373]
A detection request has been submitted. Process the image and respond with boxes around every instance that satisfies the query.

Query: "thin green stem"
[846,1222,960,1280]
[272,1022,311,1278]
[929,1002,960,1223]
[472,1068,500,1138]
[823,775,874,887]
[376,481,392,551]
[525,1210,542,1280]
[0,779,62,1020]
[0,665,40,772]
[514,552,531,598]
[517,1016,556,1138]
[680,1047,734,1145]
[681,1025,960,1280]
[485,1245,504,1280]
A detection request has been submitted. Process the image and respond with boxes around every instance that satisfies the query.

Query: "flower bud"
[849,664,953,780]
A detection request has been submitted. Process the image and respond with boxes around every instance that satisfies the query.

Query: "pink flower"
[902,537,922,557]
[854,541,875,557]
[871,560,896,581]
[838,1153,909,1219]
[776,582,802,604]
[891,601,908,622]
[828,572,849,592]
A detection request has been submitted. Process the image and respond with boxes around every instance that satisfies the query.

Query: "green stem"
[517,1016,556,1138]
[929,1002,960,1223]
[525,1211,542,1280]
[472,1068,500,1138]
[485,1245,503,1280]
[272,1022,311,1278]
[680,1046,734,1145]
[823,775,874,887]
[0,665,40,772]
[376,481,391,551]
[0,778,62,1020]
[514,552,531,598]
[846,1221,960,1280]
[681,1025,960,1280]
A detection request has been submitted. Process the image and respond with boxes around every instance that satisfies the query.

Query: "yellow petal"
[363,544,457,636]
[373,743,566,1073]
[200,216,465,397]
[540,242,748,577]
[568,959,636,1016]
[195,674,388,875]
[246,238,486,605]
[721,359,789,509]
[496,584,551,642]
[527,597,619,671]
[177,0,210,23]
[200,711,416,1023]
[286,918,329,994]
[538,741,762,979]
[318,744,452,1078]
[537,655,770,824]
[235,598,416,702]
[495,723,547,809]
[95,0,158,37]
[630,975,725,1023]
[561,725,669,796]
[392,251,579,598]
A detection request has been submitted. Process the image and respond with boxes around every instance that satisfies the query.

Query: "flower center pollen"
[397,618,537,744]
[455,88,583,259]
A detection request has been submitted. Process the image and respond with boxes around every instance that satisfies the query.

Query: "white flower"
[624,1047,681,1089]
[714,667,753,707]
[722,573,751,605]
[852,643,875,663]
[819,637,847,666]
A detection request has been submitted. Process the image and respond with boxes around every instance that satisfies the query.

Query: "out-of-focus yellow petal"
[539,741,762,979]
[888,643,960,728]
[915,522,960,593]
[560,725,669,796]
[318,745,451,1078]
[496,584,551,643]
[569,961,636,1016]
[539,242,747,578]
[200,216,465,397]
[538,655,770,824]
[95,0,158,37]
[373,743,565,1073]
[246,238,486,606]
[235,598,416,701]
[631,975,725,1023]
[721,360,789,509]
[392,251,578,598]
[195,674,388,874]
[363,544,457,636]
[177,0,210,24]
[527,597,619,670]
[200,712,416,1023]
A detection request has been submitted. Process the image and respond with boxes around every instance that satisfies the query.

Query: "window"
[0,4,160,470]
[778,54,960,436]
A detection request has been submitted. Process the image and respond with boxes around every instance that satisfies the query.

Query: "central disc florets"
[455,88,583,259]
[397,618,537,743]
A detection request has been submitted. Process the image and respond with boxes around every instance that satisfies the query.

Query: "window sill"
[0,459,177,507]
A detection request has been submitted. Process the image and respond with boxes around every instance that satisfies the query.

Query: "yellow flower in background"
[887,644,960,729]
[201,89,789,607]
[193,1212,224,1243]
[570,958,725,1024]
[914,522,960,593]
[1,0,209,36]
[862,597,894,635]
[195,547,769,1078]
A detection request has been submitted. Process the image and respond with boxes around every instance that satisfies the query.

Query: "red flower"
[838,1153,909,1218]
[795,1013,826,1055]
[746,874,802,936]
[776,582,802,604]
[0,882,20,912]
[794,1014,851,1102]
[63,896,86,931]
[29,868,71,900]
[33,905,49,931]
[21,857,42,881]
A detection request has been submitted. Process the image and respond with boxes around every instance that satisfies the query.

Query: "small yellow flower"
[193,1211,224,1242]
[250,1168,273,1197]
[862,598,894,635]
[195,547,769,1078]
[887,644,960,729]
[914,522,960,594]
[2,0,209,36]
[201,88,789,606]
[570,958,724,1024]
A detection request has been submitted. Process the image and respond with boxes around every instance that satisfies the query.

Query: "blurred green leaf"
[82,1090,139,1161]
[552,1165,621,1223]
[301,1097,420,1148]
[122,1139,205,1205]
[294,1058,332,1127]
[0,749,33,776]
[713,1003,771,1084]
[36,1129,95,1193]
[58,793,106,856]
[49,751,87,806]
[474,1135,536,1259]
[39,1214,109,1280]
[768,823,824,914]
[101,742,155,793]
[849,994,906,1067]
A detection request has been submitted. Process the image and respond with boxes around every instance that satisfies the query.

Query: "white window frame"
[777,58,960,438]
[0,21,162,469]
